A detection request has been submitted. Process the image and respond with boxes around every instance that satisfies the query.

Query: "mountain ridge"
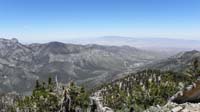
[0,38,162,94]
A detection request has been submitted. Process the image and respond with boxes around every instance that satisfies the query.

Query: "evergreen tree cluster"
[16,78,90,112]
[94,70,194,111]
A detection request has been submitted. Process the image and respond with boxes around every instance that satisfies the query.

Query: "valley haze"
[0,37,199,94]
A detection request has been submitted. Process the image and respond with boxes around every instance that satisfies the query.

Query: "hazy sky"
[0,0,200,42]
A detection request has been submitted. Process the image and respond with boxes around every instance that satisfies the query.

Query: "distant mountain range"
[0,37,199,94]
[0,38,162,94]
[69,36,200,55]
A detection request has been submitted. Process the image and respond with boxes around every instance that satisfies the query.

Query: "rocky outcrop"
[171,81,200,104]
[145,102,200,112]
[146,79,200,112]
[90,90,113,112]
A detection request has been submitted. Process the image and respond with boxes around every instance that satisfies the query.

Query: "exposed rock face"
[171,81,200,104]
[90,90,114,112]
[0,38,161,94]
[145,102,200,112]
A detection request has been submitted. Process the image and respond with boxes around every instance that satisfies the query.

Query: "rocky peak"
[0,38,18,45]
[47,41,66,48]
[0,38,21,51]
[11,38,18,43]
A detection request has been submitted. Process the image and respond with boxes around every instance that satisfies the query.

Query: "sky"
[0,0,200,43]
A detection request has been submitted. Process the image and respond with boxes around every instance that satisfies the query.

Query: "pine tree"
[186,58,200,80]
[35,80,40,89]
[48,77,52,85]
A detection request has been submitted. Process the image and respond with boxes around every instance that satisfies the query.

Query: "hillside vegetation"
[93,70,193,111]
[1,59,200,112]
[92,59,200,111]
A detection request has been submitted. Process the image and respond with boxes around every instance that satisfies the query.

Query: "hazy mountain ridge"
[70,36,200,55]
[0,38,162,94]
[145,50,200,72]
